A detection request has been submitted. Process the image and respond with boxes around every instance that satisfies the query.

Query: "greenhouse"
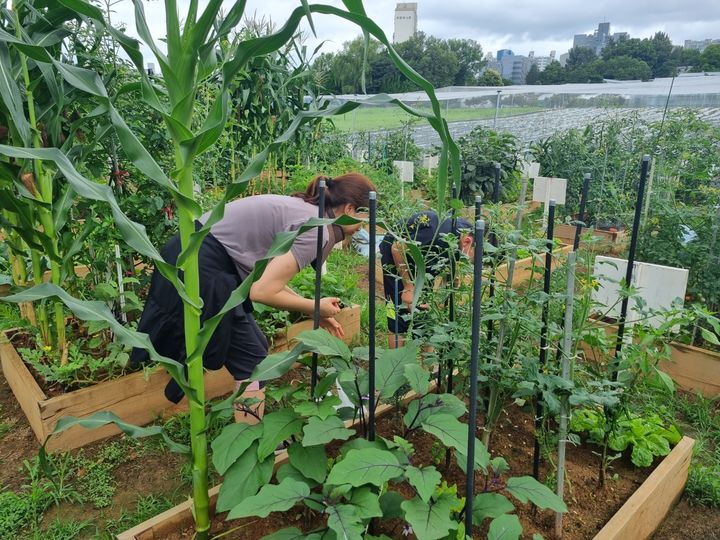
[0,2,718,540]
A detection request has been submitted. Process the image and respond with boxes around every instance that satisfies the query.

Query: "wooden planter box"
[593,436,694,540]
[116,382,432,540]
[494,243,573,288]
[269,305,361,353]
[0,305,361,452]
[580,319,720,398]
[554,224,627,255]
[118,417,694,539]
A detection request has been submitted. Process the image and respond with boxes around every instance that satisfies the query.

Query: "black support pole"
[368,191,377,440]
[310,180,326,395]
[573,173,592,252]
[464,219,486,536]
[613,156,650,375]
[487,163,501,342]
[475,195,482,222]
[533,199,556,480]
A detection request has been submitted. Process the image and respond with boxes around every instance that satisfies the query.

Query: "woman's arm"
[250,252,340,318]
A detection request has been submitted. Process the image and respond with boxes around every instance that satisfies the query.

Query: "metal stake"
[447,186,458,394]
[555,252,577,537]
[487,163,501,342]
[368,191,377,440]
[533,199,556,480]
[310,179,326,395]
[464,219,486,536]
[613,156,650,375]
[573,173,592,251]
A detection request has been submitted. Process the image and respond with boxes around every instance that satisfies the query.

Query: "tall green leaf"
[326,448,402,487]
[227,478,310,519]
[505,476,567,512]
[216,442,273,513]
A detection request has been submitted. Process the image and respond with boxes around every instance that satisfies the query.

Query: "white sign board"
[422,155,439,171]
[591,256,689,330]
[393,160,414,183]
[532,177,567,204]
[521,160,540,179]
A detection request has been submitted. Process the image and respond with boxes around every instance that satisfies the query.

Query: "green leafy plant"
[570,408,681,468]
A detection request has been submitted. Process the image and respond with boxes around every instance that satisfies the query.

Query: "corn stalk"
[1,1,460,537]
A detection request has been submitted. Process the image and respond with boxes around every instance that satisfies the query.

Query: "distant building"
[498,52,532,84]
[684,38,720,52]
[496,49,514,61]
[559,52,569,67]
[573,22,628,55]
[393,3,417,44]
[530,50,556,72]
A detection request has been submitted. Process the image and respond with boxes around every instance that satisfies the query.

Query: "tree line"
[313,32,490,94]
[528,33,720,85]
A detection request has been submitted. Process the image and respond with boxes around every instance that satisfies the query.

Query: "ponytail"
[294,173,376,210]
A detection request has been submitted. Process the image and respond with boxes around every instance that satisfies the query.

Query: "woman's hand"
[401,287,414,308]
[320,316,345,339]
[319,297,342,318]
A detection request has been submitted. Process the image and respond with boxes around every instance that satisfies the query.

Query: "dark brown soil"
[653,499,720,540]
[163,403,659,540]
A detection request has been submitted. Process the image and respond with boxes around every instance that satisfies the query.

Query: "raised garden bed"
[579,318,720,398]
[117,393,694,540]
[494,243,573,288]
[554,224,627,255]
[0,305,361,452]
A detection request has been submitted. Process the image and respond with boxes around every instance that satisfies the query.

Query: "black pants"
[130,227,268,403]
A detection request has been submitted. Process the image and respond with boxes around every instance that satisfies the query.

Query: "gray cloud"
[111,0,720,62]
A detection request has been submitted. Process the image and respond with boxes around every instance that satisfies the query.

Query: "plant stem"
[14,3,65,356]
[176,141,210,538]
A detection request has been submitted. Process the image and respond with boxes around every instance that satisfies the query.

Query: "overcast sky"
[112,0,720,62]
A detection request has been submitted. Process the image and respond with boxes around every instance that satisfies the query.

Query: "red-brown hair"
[294,173,376,210]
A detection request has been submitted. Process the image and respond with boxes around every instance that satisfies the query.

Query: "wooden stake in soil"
[310,179,326,395]
[533,199,556,481]
[465,219,486,535]
[613,156,650,377]
[555,251,577,537]
[368,191,377,441]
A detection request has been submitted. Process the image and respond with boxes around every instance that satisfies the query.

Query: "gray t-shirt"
[199,195,330,278]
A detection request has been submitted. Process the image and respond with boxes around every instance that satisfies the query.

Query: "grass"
[330,105,544,132]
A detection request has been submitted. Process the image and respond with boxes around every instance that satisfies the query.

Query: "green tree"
[447,38,486,85]
[477,68,504,86]
[538,60,565,84]
[395,32,459,89]
[566,46,597,70]
[701,43,720,70]
[525,63,541,84]
[602,55,652,80]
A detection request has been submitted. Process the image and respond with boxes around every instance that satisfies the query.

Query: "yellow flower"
[43,345,53,352]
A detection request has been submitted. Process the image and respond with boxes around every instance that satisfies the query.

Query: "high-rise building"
[684,38,720,52]
[573,22,628,55]
[532,50,556,72]
[496,49,514,61]
[393,3,417,44]
[498,53,532,84]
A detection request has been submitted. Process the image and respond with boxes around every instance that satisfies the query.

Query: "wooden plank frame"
[593,436,694,540]
[494,243,573,288]
[0,305,361,452]
[554,224,627,255]
[579,318,720,398]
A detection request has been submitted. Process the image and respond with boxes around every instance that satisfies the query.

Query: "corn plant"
[0,1,462,537]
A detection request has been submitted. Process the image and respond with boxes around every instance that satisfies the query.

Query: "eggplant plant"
[219,329,566,540]
[0,1,461,538]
